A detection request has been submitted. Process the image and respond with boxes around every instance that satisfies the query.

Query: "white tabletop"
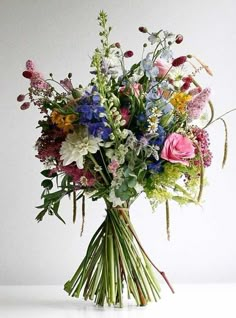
[0,284,235,318]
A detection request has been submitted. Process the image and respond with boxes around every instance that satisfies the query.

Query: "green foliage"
[144,162,201,206]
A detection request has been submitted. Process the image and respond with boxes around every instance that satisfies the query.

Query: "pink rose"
[154,59,170,78]
[161,133,195,165]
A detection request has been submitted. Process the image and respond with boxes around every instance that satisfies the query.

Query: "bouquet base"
[64,207,172,307]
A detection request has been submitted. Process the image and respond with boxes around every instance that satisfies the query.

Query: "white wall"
[0,0,236,286]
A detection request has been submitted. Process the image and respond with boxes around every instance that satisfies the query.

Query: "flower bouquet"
[17,11,233,307]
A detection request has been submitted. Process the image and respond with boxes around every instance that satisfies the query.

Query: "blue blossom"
[88,122,111,141]
[160,48,173,62]
[147,160,164,173]
[141,54,159,80]
[149,125,166,147]
[76,91,111,141]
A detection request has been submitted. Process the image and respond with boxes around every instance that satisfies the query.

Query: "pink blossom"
[191,126,212,167]
[188,87,202,96]
[108,159,120,177]
[119,83,141,98]
[23,60,49,90]
[26,60,35,71]
[187,88,211,120]
[120,107,131,125]
[161,133,195,165]
[154,59,170,77]
[51,164,95,186]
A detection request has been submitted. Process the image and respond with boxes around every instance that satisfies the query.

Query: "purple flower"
[60,78,73,92]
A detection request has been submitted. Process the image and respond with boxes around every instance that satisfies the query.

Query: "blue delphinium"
[149,125,166,147]
[147,126,166,173]
[76,90,111,141]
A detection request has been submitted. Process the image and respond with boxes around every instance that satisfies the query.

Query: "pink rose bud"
[22,70,33,79]
[20,102,30,110]
[115,42,121,48]
[138,26,148,33]
[172,56,187,67]
[175,34,183,44]
[161,133,195,165]
[124,50,134,58]
[17,94,25,102]
[154,59,170,77]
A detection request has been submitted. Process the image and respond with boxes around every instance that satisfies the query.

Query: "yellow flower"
[51,111,77,133]
[170,92,192,113]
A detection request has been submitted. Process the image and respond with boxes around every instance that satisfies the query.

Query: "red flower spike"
[22,70,33,79]
[172,56,187,67]
[20,102,30,110]
[181,82,191,92]
[175,34,183,44]
[17,94,25,102]
[182,76,192,83]
[139,26,147,33]
[124,50,134,58]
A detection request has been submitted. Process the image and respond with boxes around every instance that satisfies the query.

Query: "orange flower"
[51,111,77,133]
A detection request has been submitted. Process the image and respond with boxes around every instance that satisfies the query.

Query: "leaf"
[35,209,47,222]
[41,169,51,177]
[41,179,53,189]
[52,200,66,224]
[127,177,137,188]
[41,169,57,178]
[43,190,64,202]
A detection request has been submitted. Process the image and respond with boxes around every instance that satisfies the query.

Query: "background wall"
[0,0,235,286]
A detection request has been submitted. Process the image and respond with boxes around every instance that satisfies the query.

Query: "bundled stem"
[64,204,172,307]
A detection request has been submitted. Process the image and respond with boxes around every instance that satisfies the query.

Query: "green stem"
[89,154,110,186]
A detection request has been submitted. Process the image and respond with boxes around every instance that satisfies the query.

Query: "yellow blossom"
[170,92,192,113]
[51,111,77,133]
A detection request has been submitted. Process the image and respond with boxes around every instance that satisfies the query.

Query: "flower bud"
[115,42,121,48]
[172,56,187,67]
[124,50,134,58]
[182,76,192,83]
[68,72,72,78]
[175,34,183,44]
[138,26,148,33]
[20,102,30,110]
[22,71,33,79]
[17,94,25,102]
[181,82,191,92]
